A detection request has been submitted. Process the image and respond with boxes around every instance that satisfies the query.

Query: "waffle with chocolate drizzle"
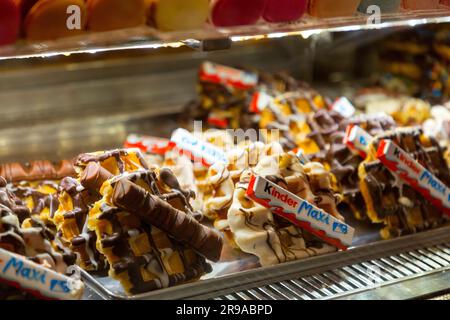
[88,168,221,295]
[52,149,150,272]
[359,127,450,239]
[310,113,397,221]
[0,176,76,274]
[227,152,341,267]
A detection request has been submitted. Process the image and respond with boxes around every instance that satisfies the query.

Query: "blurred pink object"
[263,0,308,23]
[210,0,267,27]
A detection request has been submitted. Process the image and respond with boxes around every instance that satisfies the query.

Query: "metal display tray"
[80,217,450,300]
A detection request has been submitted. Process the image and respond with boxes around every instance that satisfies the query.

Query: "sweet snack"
[423,105,450,164]
[361,95,431,126]
[153,0,209,31]
[359,127,450,239]
[0,160,76,183]
[53,149,149,271]
[246,173,353,249]
[308,0,360,18]
[197,162,234,222]
[262,0,308,23]
[402,0,441,10]
[89,169,221,294]
[304,112,397,221]
[9,180,59,223]
[227,153,343,266]
[0,0,20,46]
[0,160,76,224]
[377,139,450,215]
[0,177,82,299]
[209,0,267,27]
[25,0,87,41]
[358,0,401,13]
[86,0,146,32]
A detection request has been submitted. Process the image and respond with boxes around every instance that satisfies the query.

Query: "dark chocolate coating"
[0,160,76,183]
[80,162,114,192]
[112,179,223,262]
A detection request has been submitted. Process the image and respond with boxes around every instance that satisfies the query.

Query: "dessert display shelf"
[80,225,450,300]
[1,7,450,60]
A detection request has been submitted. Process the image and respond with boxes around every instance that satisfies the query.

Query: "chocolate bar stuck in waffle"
[227,153,341,267]
[53,149,151,272]
[0,160,77,224]
[0,160,76,183]
[325,114,397,220]
[88,169,222,295]
[359,127,450,239]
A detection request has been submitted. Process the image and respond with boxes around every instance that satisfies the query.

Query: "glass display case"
[0,0,449,301]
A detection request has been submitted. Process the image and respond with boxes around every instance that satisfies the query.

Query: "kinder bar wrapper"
[246,175,354,249]
[207,114,229,129]
[124,134,175,155]
[331,97,356,118]
[170,128,228,166]
[377,139,450,216]
[0,248,84,300]
[343,124,373,158]
[295,149,310,164]
[250,91,274,113]
[199,61,258,90]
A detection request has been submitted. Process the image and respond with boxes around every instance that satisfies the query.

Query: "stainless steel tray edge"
[81,225,450,300]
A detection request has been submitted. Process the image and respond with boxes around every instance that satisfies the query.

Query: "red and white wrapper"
[207,112,230,129]
[0,248,84,300]
[170,128,228,167]
[331,97,356,118]
[249,91,273,113]
[124,134,175,155]
[246,175,354,250]
[343,124,373,158]
[377,139,450,216]
[199,61,258,90]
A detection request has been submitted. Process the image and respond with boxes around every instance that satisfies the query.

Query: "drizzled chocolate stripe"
[0,160,76,183]
[111,179,223,262]
[80,162,114,192]
[75,149,149,171]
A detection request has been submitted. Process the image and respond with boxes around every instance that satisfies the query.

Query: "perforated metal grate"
[214,244,450,300]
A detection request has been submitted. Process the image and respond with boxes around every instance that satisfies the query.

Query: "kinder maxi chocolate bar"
[124,134,175,155]
[331,97,356,118]
[249,91,274,114]
[377,139,450,216]
[0,248,84,300]
[343,125,374,158]
[199,61,258,90]
[246,175,354,250]
[295,149,310,165]
[170,128,228,166]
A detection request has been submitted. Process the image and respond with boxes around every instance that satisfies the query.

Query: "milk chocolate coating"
[0,160,76,183]
[80,162,114,192]
[112,179,223,262]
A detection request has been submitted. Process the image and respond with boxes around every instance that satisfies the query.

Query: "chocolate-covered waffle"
[0,177,76,273]
[227,152,341,267]
[53,149,149,271]
[323,113,397,220]
[0,176,81,299]
[0,160,76,225]
[359,127,450,239]
[88,169,221,295]
[0,160,75,183]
